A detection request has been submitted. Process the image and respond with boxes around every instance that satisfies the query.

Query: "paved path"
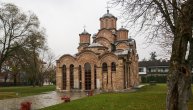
[0,85,145,110]
[0,91,87,110]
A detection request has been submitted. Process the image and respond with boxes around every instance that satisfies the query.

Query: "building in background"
[139,60,193,83]
[139,60,169,76]
[56,9,139,91]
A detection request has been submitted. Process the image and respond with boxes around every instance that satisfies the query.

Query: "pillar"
[107,65,112,90]
[91,65,95,90]
[56,66,62,90]
[74,67,79,89]
[66,68,70,91]
[97,66,102,90]
[81,66,85,91]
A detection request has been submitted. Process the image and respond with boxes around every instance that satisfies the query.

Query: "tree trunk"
[13,74,17,86]
[166,2,193,110]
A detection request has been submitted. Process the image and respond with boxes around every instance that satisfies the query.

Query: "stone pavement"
[0,91,88,110]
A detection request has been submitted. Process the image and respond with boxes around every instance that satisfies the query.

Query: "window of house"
[150,68,156,72]
[165,68,169,72]
[139,68,144,72]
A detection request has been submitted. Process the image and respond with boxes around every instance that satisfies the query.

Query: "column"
[81,66,85,91]
[74,67,79,89]
[107,65,112,90]
[56,66,62,90]
[97,66,102,90]
[91,65,95,90]
[66,68,70,91]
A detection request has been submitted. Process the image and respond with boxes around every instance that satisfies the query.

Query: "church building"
[56,9,139,91]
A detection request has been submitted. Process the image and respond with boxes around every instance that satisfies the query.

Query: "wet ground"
[0,91,89,110]
[0,86,142,110]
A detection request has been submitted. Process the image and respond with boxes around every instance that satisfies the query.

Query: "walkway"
[0,85,145,110]
[0,91,88,110]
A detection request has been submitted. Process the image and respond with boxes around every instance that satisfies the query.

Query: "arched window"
[84,63,91,90]
[70,64,74,89]
[111,62,116,72]
[79,65,82,89]
[102,63,108,72]
[62,65,66,90]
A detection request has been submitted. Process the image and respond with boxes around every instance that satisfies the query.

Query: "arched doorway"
[84,63,91,90]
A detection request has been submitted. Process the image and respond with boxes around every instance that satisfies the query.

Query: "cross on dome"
[83,25,87,32]
[106,2,110,13]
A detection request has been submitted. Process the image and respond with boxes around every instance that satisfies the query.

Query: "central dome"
[101,10,116,18]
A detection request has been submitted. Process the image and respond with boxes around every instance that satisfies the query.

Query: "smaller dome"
[128,36,134,41]
[102,13,115,18]
[80,29,90,35]
[118,26,128,31]
[92,33,97,38]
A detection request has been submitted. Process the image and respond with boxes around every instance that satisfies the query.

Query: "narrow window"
[111,62,116,72]
[102,63,108,72]
[70,64,74,89]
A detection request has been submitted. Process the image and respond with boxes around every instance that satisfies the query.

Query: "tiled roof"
[139,60,169,67]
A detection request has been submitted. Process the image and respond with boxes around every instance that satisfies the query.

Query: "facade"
[139,60,193,83]
[139,60,169,76]
[56,10,139,91]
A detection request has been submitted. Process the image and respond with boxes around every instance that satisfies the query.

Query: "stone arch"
[96,29,115,43]
[99,52,118,66]
[93,37,111,49]
[77,50,98,66]
[58,54,77,67]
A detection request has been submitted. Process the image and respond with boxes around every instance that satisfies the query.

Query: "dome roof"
[118,26,128,31]
[80,29,90,35]
[101,10,116,18]
[92,33,97,38]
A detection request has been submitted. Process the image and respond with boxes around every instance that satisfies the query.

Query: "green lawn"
[0,85,55,100]
[41,84,193,110]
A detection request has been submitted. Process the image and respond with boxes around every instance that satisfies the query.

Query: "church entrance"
[84,63,91,90]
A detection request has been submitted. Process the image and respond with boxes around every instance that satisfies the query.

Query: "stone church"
[56,9,139,91]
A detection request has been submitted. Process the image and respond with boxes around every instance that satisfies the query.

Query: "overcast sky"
[1,0,165,61]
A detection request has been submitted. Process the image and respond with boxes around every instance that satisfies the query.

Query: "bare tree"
[24,29,47,86]
[111,0,193,110]
[38,49,56,86]
[0,3,39,73]
[150,51,157,61]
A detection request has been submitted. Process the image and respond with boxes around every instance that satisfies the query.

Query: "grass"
[0,85,55,100]
[41,84,193,110]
